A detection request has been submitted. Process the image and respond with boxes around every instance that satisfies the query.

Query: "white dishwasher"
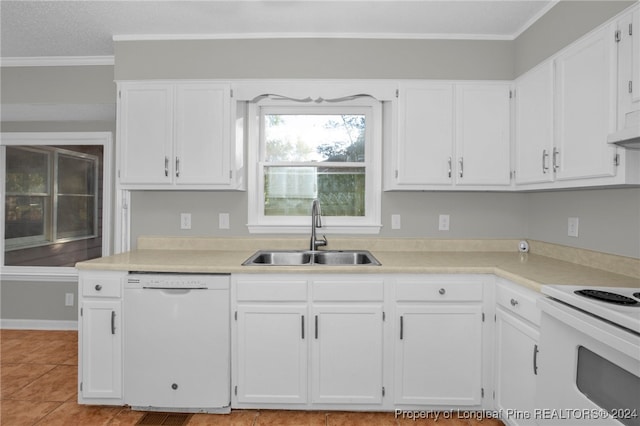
[124,273,230,413]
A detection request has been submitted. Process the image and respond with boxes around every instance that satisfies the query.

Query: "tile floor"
[1,329,504,426]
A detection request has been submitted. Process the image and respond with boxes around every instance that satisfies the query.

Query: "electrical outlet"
[65,293,74,307]
[568,217,579,237]
[439,214,450,231]
[180,213,192,230]
[391,214,401,230]
[219,213,230,229]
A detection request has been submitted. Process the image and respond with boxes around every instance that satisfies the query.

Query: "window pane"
[58,153,96,195]
[4,196,48,241]
[57,195,95,239]
[265,114,365,162]
[264,166,365,217]
[5,147,49,194]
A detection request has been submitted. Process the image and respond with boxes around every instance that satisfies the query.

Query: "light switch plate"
[568,217,579,237]
[391,214,401,230]
[219,213,230,229]
[180,213,192,230]
[439,214,450,231]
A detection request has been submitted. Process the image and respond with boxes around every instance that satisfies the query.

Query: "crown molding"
[0,56,114,67]
[113,32,515,42]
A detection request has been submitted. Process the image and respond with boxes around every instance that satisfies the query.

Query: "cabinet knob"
[95,284,102,291]
[171,383,178,390]
[439,288,446,295]
[510,298,519,306]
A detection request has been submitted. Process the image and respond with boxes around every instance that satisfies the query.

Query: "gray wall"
[0,280,77,322]
[2,1,638,325]
[527,188,640,258]
[129,191,529,248]
[514,1,635,77]
[114,38,514,80]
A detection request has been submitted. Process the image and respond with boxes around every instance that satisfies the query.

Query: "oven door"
[536,297,640,426]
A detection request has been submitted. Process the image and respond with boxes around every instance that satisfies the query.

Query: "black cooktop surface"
[575,289,639,306]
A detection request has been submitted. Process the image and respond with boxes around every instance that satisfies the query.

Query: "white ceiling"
[1,0,556,61]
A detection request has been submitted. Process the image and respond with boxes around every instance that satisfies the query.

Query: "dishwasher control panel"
[126,273,229,289]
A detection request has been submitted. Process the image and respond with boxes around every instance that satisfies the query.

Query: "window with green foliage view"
[250,99,381,233]
[264,113,366,217]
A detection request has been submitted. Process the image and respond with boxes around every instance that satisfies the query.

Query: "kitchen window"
[5,146,98,251]
[247,98,382,233]
[1,132,112,280]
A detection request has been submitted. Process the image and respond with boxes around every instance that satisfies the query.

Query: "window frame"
[1,132,112,281]
[247,98,382,234]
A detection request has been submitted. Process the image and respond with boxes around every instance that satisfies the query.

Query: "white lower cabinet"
[232,275,386,410]
[394,278,484,407]
[493,279,542,426]
[236,304,308,404]
[78,271,126,405]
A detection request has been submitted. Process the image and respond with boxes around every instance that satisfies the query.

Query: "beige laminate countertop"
[76,238,640,293]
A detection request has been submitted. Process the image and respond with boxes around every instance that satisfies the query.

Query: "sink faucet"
[310,199,328,251]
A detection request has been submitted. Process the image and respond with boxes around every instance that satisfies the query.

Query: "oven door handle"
[533,343,539,375]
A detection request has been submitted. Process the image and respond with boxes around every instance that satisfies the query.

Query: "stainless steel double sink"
[242,250,381,266]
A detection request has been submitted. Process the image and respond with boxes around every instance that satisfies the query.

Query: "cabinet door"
[395,304,482,405]
[175,83,231,185]
[555,25,618,180]
[236,304,307,404]
[80,300,122,400]
[616,7,640,130]
[311,304,384,404]
[455,84,511,186]
[395,83,454,186]
[495,308,540,426]
[118,84,174,184]
[515,62,555,185]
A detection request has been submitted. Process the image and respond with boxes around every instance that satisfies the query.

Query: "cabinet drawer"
[496,280,541,326]
[395,280,483,302]
[82,275,122,298]
[236,280,307,301]
[312,279,384,301]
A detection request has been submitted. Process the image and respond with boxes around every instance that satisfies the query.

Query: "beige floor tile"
[106,407,146,426]
[0,399,61,425]
[35,400,121,426]
[8,365,77,402]
[255,410,327,426]
[188,409,258,426]
[1,363,57,399]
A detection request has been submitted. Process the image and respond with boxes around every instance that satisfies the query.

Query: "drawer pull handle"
[510,298,519,306]
[172,383,178,390]
[439,288,446,295]
[95,284,102,291]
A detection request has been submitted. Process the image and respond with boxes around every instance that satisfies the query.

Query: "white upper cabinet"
[554,24,618,181]
[514,62,555,185]
[118,83,174,185]
[393,83,454,187]
[455,83,512,186]
[174,84,230,185]
[615,5,640,132]
[118,81,242,189]
[388,81,511,190]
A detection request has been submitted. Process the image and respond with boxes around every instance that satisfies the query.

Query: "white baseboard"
[1,319,78,330]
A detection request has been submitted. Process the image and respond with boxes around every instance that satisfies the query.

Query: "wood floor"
[1,329,505,425]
